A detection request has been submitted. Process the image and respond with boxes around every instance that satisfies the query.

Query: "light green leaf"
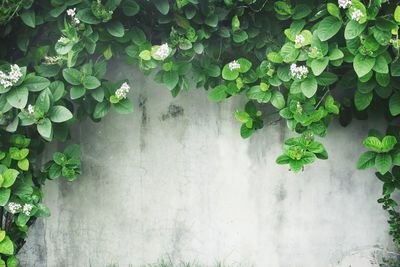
[114,99,133,114]
[363,136,382,152]
[2,169,19,188]
[82,76,101,90]
[345,20,366,40]
[48,106,73,123]
[301,77,318,98]
[375,153,392,174]
[311,57,329,76]
[0,236,14,255]
[389,93,400,116]
[63,68,82,85]
[317,16,342,41]
[22,76,50,92]
[37,118,52,139]
[208,85,227,102]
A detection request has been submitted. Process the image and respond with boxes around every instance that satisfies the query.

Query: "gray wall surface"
[18,66,392,267]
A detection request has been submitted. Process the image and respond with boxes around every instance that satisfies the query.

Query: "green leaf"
[93,101,111,119]
[301,77,318,98]
[22,76,50,92]
[122,0,140,16]
[280,43,299,63]
[76,8,100,24]
[114,99,133,114]
[311,57,329,76]
[327,3,341,19]
[208,85,227,102]
[390,93,400,116]
[317,16,342,41]
[82,76,101,90]
[48,106,73,123]
[363,136,382,152]
[205,14,218,27]
[381,136,397,152]
[395,6,400,24]
[0,189,11,206]
[315,72,338,86]
[373,55,389,74]
[2,169,19,188]
[375,153,392,174]
[20,9,35,28]
[37,118,52,139]
[267,52,283,63]
[240,124,254,139]
[7,87,28,109]
[70,86,86,100]
[391,60,400,76]
[63,68,82,85]
[354,90,372,111]
[271,91,285,109]
[238,58,252,73]
[153,0,169,15]
[246,86,271,103]
[344,20,366,40]
[222,65,239,81]
[18,158,29,171]
[357,151,377,169]
[35,89,52,113]
[0,237,14,255]
[106,21,125,37]
[163,71,179,90]
[354,54,376,78]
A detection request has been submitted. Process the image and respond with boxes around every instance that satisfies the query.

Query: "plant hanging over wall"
[1,0,400,265]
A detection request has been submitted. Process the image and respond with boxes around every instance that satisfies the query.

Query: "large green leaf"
[301,77,318,98]
[20,10,35,28]
[344,20,366,40]
[37,118,53,139]
[62,68,82,85]
[0,189,10,206]
[246,86,271,103]
[2,169,19,188]
[0,237,14,255]
[317,16,342,41]
[48,106,73,123]
[6,87,28,109]
[114,99,133,114]
[22,76,50,92]
[375,153,392,174]
[106,21,125,37]
[354,54,375,78]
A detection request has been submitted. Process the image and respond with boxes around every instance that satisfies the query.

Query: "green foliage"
[1,0,400,263]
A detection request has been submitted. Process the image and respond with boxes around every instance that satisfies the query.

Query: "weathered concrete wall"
[18,65,392,266]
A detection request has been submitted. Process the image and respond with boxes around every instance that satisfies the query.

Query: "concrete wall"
[18,65,392,267]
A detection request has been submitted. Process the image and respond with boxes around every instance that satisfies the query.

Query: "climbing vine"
[0,0,400,265]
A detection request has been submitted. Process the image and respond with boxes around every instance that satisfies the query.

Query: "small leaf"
[357,151,376,169]
[375,153,392,174]
[106,21,125,37]
[301,77,318,98]
[48,106,73,123]
[208,85,227,102]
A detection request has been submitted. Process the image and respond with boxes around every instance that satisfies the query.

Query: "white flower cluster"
[290,63,309,79]
[0,64,23,88]
[228,60,241,71]
[58,36,69,44]
[295,34,305,46]
[155,43,170,60]
[115,82,130,99]
[23,203,33,216]
[66,8,80,25]
[338,0,352,9]
[8,202,21,214]
[44,56,62,65]
[27,104,35,115]
[351,9,363,22]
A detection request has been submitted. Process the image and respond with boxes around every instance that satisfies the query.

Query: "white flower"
[228,60,241,71]
[290,63,309,79]
[66,8,76,17]
[351,9,363,22]
[0,65,23,88]
[8,202,21,214]
[155,43,170,60]
[27,104,35,115]
[58,36,69,44]
[8,64,22,83]
[22,204,33,216]
[115,82,130,99]
[295,34,305,46]
[338,0,352,9]
[73,17,80,24]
